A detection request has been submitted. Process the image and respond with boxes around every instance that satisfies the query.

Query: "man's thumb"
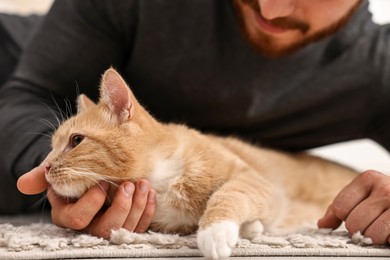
[17,165,48,194]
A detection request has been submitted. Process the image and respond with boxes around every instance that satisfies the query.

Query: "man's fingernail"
[124,183,135,196]
[139,181,149,193]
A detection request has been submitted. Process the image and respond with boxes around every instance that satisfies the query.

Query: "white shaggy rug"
[1,213,390,259]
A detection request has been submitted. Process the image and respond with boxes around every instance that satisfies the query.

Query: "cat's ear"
[77,94,96,114]
[100,68,135,120]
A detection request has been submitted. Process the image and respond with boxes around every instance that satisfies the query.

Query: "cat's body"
[44,68,357,259]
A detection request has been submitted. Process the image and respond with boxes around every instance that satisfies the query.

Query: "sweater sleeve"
[368,24,390,152]
[13,0,139,101]
[0,0,139,181]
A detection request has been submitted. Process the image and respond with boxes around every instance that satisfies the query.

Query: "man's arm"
[0,0,138,181]
[0,0,156,233]
[0,82,60,213]
[0,0,128,213]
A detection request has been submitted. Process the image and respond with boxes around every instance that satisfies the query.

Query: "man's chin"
[246,35,309,59]
[253,45,302,59]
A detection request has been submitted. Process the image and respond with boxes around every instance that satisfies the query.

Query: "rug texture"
[1,213,390,259]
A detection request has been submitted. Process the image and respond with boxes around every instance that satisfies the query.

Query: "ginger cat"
[44,68,357,259]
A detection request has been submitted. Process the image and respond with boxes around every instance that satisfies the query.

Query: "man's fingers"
[49,182,109,230]
[48,180,154,239]
[123,179,150,231]
[85,181,155,237]
[317,205,343,229]
[363,209,390,245]
[17,165,48,194]
[318,170,384,230]
[344,196,387,235]
[331,170,382,221]
[343,173,390,244]
[86,182,135,238]
[134,189,156,233]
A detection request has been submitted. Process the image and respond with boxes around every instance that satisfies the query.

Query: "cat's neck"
[141,123,190,192]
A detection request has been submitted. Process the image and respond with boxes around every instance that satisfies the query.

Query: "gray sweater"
[0,0,389,190]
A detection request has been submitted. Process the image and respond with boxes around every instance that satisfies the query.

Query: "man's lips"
[251,8,310,35]
[254,12,290,34]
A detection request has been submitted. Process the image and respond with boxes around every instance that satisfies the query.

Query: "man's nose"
[258,0,297,20]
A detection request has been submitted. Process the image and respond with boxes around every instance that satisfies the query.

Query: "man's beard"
[233,0,363,58]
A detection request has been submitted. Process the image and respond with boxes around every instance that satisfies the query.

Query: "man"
[1,0,390,244]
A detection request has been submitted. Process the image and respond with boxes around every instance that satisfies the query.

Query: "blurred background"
[0,0,53,14]
[0,0,389,173]
[1,0,390,22]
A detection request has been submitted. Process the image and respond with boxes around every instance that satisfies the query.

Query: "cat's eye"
[70,134,84,148]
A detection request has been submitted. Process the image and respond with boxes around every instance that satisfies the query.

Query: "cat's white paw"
[240,220,264,240]
[197,221,239,259]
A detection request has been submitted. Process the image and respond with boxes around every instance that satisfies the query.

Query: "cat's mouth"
[50,181,91,199]
[43,161,98,198]
[47,177,90,199]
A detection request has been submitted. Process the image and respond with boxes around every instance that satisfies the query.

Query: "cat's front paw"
[197,221,239,259]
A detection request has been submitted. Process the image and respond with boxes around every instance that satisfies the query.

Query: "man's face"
[233,0,363,58]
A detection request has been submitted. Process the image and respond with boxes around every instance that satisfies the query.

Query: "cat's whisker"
[64,98,74,119]
[60,167,122,187]
[29,192,50,212]
[75,82,81,97]
[65,166,126,182]
[28,114,58,139]
[55,102,68,123]
[51,167,122,200]
[25,131,53,139]
[41,98,67,126]
[51,113,62,129]
[38,118,58,133]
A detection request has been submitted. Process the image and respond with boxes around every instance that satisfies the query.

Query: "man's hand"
[17,165,156,238]
[318,170,390,244]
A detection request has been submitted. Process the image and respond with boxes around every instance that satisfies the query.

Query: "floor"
[71,258,390,260]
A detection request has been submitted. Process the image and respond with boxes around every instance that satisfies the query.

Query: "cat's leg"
[240,220,264,240]
[197,169,284,259]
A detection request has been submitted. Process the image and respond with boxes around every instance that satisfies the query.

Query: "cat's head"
[44,68,157,198]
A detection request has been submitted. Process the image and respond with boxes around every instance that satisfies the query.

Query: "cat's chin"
[51,184,89,199]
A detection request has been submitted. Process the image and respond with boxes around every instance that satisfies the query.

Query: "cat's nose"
[43,162,51,174]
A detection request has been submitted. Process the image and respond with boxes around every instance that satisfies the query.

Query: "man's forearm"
[0,81,61,179]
